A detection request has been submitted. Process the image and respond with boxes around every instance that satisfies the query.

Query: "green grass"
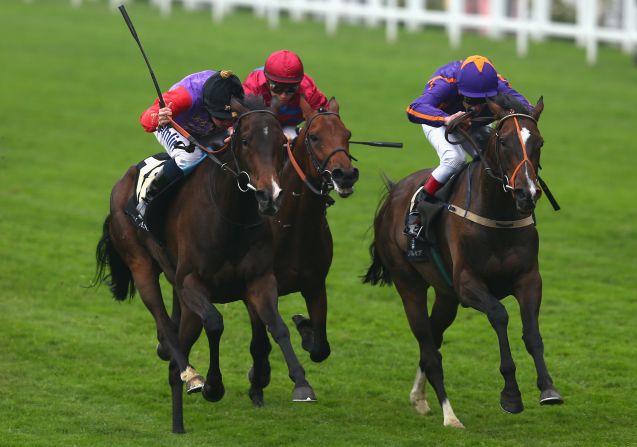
[1,1,636,446]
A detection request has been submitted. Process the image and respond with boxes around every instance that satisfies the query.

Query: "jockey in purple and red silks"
[404,55,532,260]
[136,70,244,219]
[243,49,329,140]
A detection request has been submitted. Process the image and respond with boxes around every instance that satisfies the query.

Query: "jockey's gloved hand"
[173,141,196,153]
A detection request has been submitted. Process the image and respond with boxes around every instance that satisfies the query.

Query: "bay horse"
[94,96,315,433]
[363,95,563,428]
[171,97,359,407]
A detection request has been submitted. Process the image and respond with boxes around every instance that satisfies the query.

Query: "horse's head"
[230,96,287,215]
[299,97,359,197]
[486,96,545,214]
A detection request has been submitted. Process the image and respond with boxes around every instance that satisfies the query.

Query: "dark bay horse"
[364,96,562,427]
[94,97,315,433]
[173,97,359,407]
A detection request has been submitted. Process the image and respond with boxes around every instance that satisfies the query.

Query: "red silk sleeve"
[139,87,193,132]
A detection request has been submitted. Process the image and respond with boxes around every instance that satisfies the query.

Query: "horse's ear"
[327,96,339,114]
[230,96,248,116]
[531,96,544,122]
[486,97,506,119]
[270,95,281,115]
[300,95,316,121]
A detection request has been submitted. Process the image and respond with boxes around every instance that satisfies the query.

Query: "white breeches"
[421,124,468,183]
[155,126,205,171]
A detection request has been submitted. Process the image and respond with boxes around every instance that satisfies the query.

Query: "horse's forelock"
[492,94,530,115]
[242,94,268,111]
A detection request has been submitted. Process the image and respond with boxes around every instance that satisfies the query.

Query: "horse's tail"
[93,215,136,300]
[362,175,394,286]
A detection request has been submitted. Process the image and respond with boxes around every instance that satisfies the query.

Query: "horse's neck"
[195,160,259,223]
[278,143,329,229]
[459,161,521,220]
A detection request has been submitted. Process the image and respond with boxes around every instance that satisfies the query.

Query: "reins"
[169,109,279,193]
[445,109,559,211]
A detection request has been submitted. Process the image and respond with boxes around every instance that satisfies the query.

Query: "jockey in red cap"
[403,55,532,260]
[243,49,328,140]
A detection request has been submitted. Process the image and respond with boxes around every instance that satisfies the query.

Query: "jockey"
[243,49,329,140]
[137,69,244,219]
[404,55,531,260]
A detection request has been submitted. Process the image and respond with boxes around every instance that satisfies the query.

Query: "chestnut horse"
[363,95,563,427]
[171,97,359,407]
[94,97,315,433]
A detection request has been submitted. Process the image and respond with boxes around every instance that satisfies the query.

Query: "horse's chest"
[457,236,536,277]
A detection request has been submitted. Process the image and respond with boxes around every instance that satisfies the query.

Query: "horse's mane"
[491,93,531,114]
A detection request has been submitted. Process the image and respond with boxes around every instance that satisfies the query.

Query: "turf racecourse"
[1,1,636,445]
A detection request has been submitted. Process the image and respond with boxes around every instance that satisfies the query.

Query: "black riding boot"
[404,189,436,262]
[136,158,183,220]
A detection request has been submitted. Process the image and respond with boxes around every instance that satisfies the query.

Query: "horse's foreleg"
[132,266,193,377]
[246,274,316,402]
[457,271,523,414]
[429,291,460,350]
[245,303,272,407]
[393,276,464,428]
[515,272,563,406]
[295,285,330,362]
[157,289,182,361]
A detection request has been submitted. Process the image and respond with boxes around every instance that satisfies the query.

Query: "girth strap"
[447,204,534,228]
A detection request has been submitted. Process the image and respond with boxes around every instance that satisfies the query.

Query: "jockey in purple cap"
[404,55,531,260]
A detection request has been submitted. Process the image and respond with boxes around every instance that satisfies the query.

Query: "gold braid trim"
[219,70,233,79]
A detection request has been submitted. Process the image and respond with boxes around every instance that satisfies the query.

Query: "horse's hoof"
[292,385,317,402]
[185,376,205,395]
[292,315,314,352]
[156,342,170,361]
[500,390,524,414]
[202,382,225,402]
[172,426,186,434]
[249,387,265,407]
[540,388,564,405]
[412,398,431,415]
[444,418,465,429]
[310,343,331,363]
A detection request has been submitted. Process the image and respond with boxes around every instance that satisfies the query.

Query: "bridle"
[199,109,276,192]
[286,111,357,196]
[446,110,539,195]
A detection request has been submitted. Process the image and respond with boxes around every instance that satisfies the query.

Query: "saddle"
[125,153,186,240]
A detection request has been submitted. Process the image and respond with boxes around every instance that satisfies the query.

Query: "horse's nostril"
[351,168,360,182]
[255,189,270,202]
[332,168,344,180]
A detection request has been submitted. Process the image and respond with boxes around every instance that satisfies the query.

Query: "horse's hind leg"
[245,303,272,407]
[293,285,330,362]
[246,274,316,402]
[515,272,563,406]
[393,275,464,428]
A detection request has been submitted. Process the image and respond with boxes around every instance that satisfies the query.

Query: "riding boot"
[404,176,443,262]
[136,158,184,220]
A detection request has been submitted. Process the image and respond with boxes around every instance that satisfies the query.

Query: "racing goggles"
[269,82,300,94]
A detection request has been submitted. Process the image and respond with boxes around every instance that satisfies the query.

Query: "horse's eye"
[241,138,248,145]
[499,138,507,147]
[309,134,319,142]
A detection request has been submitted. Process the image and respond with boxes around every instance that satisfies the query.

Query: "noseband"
[287,111,357,196]
[212,109,279,193]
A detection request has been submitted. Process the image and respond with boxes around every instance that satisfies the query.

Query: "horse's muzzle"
[514,188,538,214]
[331,167,359,198]
[255,188,283,216]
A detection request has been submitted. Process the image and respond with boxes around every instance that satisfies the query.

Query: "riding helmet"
[203,70,245,120]
[264,50,304,83]
[457,55,499,98]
